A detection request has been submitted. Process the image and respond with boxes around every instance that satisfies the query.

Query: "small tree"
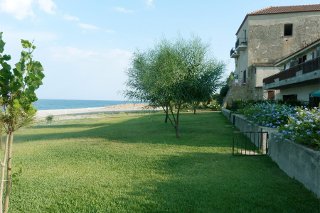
[46,115,54,125]
[0,32,44,213]
[126,37,224,137]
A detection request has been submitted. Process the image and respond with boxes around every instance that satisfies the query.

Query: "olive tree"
[0,33,44,213]
[174,38,224,114]
[126,37,224,137]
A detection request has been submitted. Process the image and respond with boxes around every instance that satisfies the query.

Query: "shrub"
[46,115,54,124]
[242,102,296,128]
[279,107,320,150]
[207,100,221,111]
[226,100,255,112]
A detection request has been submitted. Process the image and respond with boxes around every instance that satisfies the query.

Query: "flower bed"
[241,102,296,128]
[279,107,320,150]
[239,102,319,150]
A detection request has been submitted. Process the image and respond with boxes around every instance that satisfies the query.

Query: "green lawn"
[6,112,320,212]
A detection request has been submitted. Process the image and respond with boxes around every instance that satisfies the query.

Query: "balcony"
[230,48,239,58]
[263,57,320,89]
[235,38,247,51]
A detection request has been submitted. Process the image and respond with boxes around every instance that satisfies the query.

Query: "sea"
[34,99,138,110]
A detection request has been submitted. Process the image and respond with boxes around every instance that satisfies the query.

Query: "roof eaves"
[236,5,320,35]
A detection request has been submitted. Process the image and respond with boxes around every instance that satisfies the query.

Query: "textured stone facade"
[248,12,320,65]
[228,10,320,102]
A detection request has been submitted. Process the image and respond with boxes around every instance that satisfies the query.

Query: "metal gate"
[232,131,269,156]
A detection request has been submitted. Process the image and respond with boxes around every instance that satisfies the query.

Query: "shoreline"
[36,103,160,120]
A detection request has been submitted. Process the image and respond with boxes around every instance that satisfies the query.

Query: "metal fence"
[232,131,269,156]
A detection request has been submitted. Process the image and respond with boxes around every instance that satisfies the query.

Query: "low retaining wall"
[269,135,320,198]
[221,108,320,198]
[221,108,277,148]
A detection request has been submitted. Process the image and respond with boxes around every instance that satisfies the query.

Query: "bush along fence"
[222,107,320,198]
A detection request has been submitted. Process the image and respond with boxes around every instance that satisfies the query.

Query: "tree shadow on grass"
[31,123,108,129]
[111,152,319,213]
[15,112,235,148]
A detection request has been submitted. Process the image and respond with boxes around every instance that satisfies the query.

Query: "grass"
[4,112,320,212]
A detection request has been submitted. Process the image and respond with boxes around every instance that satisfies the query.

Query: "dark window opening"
[298,55,307,64]
[283,94,297,102]
[316,47,320,57]
[284,24,293,36]
[243,70,246,83]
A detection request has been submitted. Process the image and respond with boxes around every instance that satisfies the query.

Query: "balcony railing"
[263,57,320,84]
[235,38,247,50]
[230,48,239,58]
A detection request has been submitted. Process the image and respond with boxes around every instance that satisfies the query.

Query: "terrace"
[263,56,320,89]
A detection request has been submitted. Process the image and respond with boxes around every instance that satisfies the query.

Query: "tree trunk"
[193,107,196,114]
[175,105,181,138]
[0,134,3,150]
[174,125,180,138]
[164,106,169,123]
[0,134,10,213]
[4,132,13,213]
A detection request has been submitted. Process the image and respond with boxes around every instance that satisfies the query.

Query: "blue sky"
[0,0,319,100]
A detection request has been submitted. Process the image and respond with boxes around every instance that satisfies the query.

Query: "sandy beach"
[36,103,160,120]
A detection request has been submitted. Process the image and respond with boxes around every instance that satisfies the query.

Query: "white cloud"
[78,23,114,33]
[146,0,154,7]
[0,0,34,20]
[78,23,100,31]
[113,7,134,14]
[0,0,56,19]
[37,0,56,14]
[63,14,79,22]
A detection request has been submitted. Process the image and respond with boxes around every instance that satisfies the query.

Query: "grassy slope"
[6,112,319,212]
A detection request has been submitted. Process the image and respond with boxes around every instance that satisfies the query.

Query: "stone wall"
[269,135,320,198]
[222,84,250,107]
[221,108,277,147]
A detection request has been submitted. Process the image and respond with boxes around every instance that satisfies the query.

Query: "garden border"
[222,108,320,198]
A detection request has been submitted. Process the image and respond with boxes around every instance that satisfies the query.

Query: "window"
[298,55,307,64]
[284,24,293,36]
[283,94,297,102]
[317,47,320,57]
[243,70,246,84]
[267,91,275,100]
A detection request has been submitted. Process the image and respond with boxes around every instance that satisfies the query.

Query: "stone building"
[226,4,320,104]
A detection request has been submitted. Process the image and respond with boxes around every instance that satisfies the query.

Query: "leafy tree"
[0,33,44,213]
[126,37,224,137]
[175,38,224,114]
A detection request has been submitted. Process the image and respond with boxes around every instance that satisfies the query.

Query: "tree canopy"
[126,37,224,137]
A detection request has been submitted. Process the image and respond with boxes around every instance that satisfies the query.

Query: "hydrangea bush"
[241,102,296,128]
[279,107,320,150]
